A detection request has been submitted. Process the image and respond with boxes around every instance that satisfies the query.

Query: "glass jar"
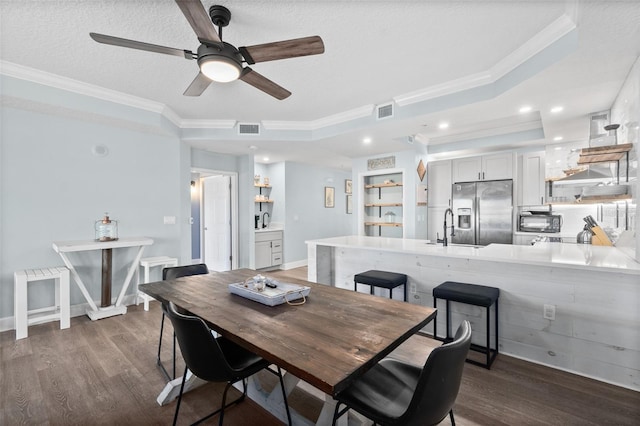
[95,213,118,242]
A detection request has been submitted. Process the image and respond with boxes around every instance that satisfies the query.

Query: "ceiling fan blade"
[175,0,221,44]
[90,33,194,59]
[239,68,291,100]
[183,72,212,96]
[239,36,324,64]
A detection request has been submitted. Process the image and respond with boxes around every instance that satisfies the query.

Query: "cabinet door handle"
[478,172,481,180]
[482,172,485,180]
[541,196,544,205]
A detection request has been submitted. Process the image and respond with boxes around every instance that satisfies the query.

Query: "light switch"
[164,216,176,225]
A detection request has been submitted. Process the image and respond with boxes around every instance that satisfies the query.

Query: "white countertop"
[255,224,283,233]
[306,235,640,275]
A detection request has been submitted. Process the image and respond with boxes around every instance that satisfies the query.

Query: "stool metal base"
[433,297,499,369]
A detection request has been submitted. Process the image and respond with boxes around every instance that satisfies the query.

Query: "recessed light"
[249,145,258,150]
[550,106,564,113]
[553,136,563,141]
[554,146,563,150]
[555,160,561,163]
[519,106,532,113]
[263,157,269,162]
[363,137,372,144]
[438,122,449,130]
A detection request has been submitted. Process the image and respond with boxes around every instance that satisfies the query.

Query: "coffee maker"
[255,215,260,229]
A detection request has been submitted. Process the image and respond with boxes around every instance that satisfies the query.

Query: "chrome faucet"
[262,212,270,228]
[438,208,455,246]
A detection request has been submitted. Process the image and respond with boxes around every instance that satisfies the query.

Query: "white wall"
[610,54,640,260]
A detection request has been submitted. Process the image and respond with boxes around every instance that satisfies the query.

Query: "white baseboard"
[0,294,139,333]
[281,259,307,270]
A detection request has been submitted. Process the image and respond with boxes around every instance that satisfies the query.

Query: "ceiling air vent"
[238,123,260,135]
[376,103,394,120]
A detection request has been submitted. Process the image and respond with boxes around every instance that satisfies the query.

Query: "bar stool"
[354,270,407,302]
[136,256,178,311]
[14,267,70,340]
[433,281,499,369]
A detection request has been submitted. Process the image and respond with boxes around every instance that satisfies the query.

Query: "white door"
[203,175,231,271]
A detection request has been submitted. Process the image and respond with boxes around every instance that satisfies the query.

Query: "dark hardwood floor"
[1,267,638,425]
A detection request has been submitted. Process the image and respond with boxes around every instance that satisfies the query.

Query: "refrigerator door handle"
[475,194,480,244]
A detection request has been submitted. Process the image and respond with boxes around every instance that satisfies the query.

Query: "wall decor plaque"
[367,156,395,170]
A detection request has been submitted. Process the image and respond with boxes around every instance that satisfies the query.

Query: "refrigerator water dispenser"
[457,208,471,229]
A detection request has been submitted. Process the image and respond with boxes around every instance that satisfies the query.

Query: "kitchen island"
[306,235,640,391]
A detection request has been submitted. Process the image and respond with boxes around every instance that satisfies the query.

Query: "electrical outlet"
[543,304,556,320]
[410,284,417,294]
[163,216,176,225]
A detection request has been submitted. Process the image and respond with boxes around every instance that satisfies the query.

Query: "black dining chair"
[165,301,292,426]
[332,320,472,426]
[157,263,209,381]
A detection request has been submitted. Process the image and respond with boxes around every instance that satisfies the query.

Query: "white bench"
[136,256,178,311]
[14,267,70,340]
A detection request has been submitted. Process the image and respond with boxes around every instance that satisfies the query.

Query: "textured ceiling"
[2,0,640,170]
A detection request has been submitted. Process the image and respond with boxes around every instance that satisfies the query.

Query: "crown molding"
[263,104,375,131]
[1,9,576,136]
[180,119,237,129]
[394,12,576,107]
[0,60,182,127]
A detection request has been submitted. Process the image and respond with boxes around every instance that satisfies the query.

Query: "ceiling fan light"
[200,56,241,83]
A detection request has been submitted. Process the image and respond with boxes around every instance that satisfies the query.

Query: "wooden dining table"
[139,268,436,425]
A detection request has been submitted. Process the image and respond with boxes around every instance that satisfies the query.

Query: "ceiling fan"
[89,0,324,100]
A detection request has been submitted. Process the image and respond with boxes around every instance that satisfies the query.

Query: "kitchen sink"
[425,242,483,249]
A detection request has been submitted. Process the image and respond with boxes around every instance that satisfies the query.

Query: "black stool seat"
[433,281,500,369]
[354,270,407,302]
[433,281,499,307]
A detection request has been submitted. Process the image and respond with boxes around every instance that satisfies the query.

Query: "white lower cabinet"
[255,231,283,269]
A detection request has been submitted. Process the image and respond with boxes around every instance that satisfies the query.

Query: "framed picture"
[345,179,352,194]
[325,187,335,208]
[346,194,353,214]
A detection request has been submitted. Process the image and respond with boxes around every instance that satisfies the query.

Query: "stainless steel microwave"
[518,213,562,233]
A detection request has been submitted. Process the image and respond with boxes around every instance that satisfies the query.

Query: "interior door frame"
[192,168,239,270]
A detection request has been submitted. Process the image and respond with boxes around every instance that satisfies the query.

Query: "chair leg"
[172,366,189,426]
[332,402,350,426]
[449,409,456,425]
[172,332,177,380]
[276,366,292,426]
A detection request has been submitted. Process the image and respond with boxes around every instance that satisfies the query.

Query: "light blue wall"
[352,148,428,239]
[1,104,185,318]
[284,161,353,264]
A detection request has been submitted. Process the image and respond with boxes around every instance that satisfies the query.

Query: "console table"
[52,237,153,320]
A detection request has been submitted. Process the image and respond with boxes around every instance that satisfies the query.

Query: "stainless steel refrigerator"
[452,180,513,245]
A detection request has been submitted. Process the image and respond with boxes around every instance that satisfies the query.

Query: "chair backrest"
[164,301,236,383]
[162,263,209,280]
[401,320,472,426]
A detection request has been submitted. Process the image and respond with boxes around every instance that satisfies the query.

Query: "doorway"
[198,172,238,271]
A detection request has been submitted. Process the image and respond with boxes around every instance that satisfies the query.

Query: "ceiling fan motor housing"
[197,42,243,82]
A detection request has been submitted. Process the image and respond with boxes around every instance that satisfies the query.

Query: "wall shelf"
[364,182,403,189]
[364,202,403,207]
[364,222,403,227]
[547,194,632,205]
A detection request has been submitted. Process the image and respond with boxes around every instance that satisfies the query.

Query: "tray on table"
[229,280,310,306]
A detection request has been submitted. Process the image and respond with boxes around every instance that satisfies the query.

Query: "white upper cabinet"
[427,160,452,207]
[520,151,546,206]
[453,153,513,182]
